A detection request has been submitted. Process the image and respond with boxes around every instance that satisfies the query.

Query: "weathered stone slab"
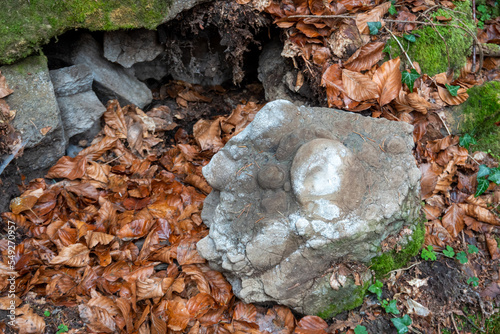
[1,55,66,170]
[71,34,152,108]
[49,64,93,97]
[104,29,165,68]
[197,100,422,316]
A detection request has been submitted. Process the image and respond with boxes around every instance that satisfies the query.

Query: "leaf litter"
[1,0,500,332]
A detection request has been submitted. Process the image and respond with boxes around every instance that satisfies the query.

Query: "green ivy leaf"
[368,280,384,299]
[421,245,437,261]
[478,164,491,178]
[477,4,488,13]
[354,325,369,334]
[389,4,398,15]
[384,299,400,314]
[468,244,479,254]
[488,167,500,184]
[404,34,416,42]
[391,315,412,334]
[443,245,455,258]
[445,84,460,97]
[367,21,382,35]
[459,133,477,150]
[44,310,51,317]
[401,69,420,92]
[56,324,69,334]
[475,177,490,197]
[457,251,468,264]
[467,276,479,287]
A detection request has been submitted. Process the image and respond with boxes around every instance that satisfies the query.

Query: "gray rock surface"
[103,29,165,68]
[197,100,422,316]
[1,55,66,170]
[129,53,169,81]
[71,34,152,108]
[50,65,106,139]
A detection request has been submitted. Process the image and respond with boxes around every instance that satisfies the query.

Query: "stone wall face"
[197,100,422,316]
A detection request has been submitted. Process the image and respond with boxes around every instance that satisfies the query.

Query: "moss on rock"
[316,279,371,320]
[386,1,474,76]
[369,220,426,278]
[455,81,500,156]
[0,0,173,65]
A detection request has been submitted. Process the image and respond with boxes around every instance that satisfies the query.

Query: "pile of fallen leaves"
[0,100,342,334]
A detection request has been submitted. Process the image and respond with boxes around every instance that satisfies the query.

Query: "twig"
[436,111,452,136]
[384,27,416,70]
[450,313,460,334]
[104,153,125,165]
[472,0,477,72]
[388,261,422,274]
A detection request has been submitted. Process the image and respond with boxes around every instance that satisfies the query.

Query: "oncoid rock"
[197,100,422,317]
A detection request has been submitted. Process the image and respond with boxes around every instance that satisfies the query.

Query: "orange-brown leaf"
[355,2,390,34]
[420,163,443,199]
[193,117,225,152]
[233,302,257,323]
[187,293,216,318]
[486,233,500,260]
[46,155,87,180]
[15,307,45,334]
[50,243,90,267]
[342,69,379,102]
[437,86,469,105]
[372,57,402,106]
[0,71,14,99]
[459,204,500,225]
[344,42,385,72]
[441,204,465,238]
[295,315,328,334]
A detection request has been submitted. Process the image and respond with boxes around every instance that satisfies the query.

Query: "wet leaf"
[342,69,379,102]
[372,57,402,106]
[476,177,490,197]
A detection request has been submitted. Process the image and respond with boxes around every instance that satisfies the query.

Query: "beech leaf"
[356,2,391,34]
[372,57,402,106]
[342,69,380,102]
[345,42,385,72]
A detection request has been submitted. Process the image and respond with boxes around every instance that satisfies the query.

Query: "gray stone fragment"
[130,53,169,81]
[197,100,422,316]
[71,34,152,108]
[56,91,106,139]
[103,29,165,68]
[49,64,93,97]
[1,55,66,171]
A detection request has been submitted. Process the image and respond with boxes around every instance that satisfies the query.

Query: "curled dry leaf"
[342,69,379,102]
[136,277,170,300]
[166,299,191,331]
[85,231,115,248]
[46,155,87,180]
[295,315,328,334]
[79,304,117,333]
[186,293,216,318]
[441,204,465,238]
[50,243,90,267]
[355,2,391,34]
[14,308,45,334]
[372,57,402,106]
[420,163,443,199]
[344,42,385,72]
[233,302,257,323]
[407,92,432,114]
[425,220,452,250]
[103,100,128,138]
[193,117,225,152]
[0,71,14,98]
[9,188,44,214]
[485,233,500,260]
[459,203,500,226]
[437,85,469,105]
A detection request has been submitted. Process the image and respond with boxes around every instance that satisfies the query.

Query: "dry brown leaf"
[79,304,117,333]
[50,243,90,267]
[136,277,168,300]
[46,155,87,180]
[85,231,115,248]
[344,42,385,72]
[441,204,465,238]
[459,204,500,225]
[437,85,469,105]
[9,188,44,214]
[103,100,128,138]
[234,302,257,323]
[407,92,432,114]
[372,57,402,106]
[166,299,191,331]
[178,89,212,103]
[342,69,379,102]
[0,71,14,99]
[193,117,225,152]
[355,2,391,34]
[425,220,452,250]
[420,163,443,199]
[295,315,328,334]
[486,233,500,260]
[14,308,45,334]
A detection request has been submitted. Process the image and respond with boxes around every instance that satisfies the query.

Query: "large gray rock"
[103,29,165,68]
[197,100,422,316]
[1,55,66,170]
[50,65,106,139]
[71,34,152,108]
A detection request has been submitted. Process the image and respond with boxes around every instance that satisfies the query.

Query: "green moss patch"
[316,279,370,319]
[458,81,500,156]
[369,220,426,278]
[386,1,474,76]
[0,0,172,65]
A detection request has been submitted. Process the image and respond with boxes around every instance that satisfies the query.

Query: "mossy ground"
[0,0,172,65]
[369,220,426,278]
[459,81,500,157]
[386,1,474,76]
[316,280,371,320]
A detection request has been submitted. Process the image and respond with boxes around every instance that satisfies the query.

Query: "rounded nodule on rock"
[257,164,286,189]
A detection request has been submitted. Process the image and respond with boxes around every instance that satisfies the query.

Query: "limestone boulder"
[197,100,422,317]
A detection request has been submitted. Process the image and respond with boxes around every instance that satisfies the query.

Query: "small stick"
[353,131,366,142]
[388,261,421,274]
[385,27,417,70]
[236,163,253,175]
[472,0,477,72]
[450,313,460,334]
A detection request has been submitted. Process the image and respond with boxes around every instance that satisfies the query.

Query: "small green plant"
[442,245,455,258]
[391,314,412,334]
[467,276,479,287]
[445,84,460,97]
[456,251,468,264]
[368,280,383,299]
[43,310,51,317]
[381,299,400,315]
[56,324,69,334]
[404,34,416,42]
[421,245,437,261]
[468,244,479,254]
[367,21,382,35]
[476,4,492,28]
[354,325,369,334]
[401,69,420,92]
[475,164,500,196]
[389,3,398,15]
[459,133,477,151]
